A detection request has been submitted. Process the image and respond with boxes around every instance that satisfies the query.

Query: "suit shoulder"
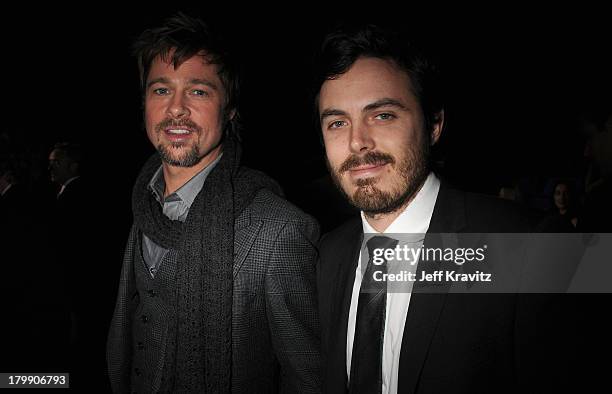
[249,189,318,228]
[319,217,361,252]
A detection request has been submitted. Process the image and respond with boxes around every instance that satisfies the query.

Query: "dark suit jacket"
[1,183,72,372]
[318,181,547,394]
[0,183,26,224]
[53,178,89,310]
[108,189,321,393]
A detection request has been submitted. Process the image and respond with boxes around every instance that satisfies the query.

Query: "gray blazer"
[107,189,321,393]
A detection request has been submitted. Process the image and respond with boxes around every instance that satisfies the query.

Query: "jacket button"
[147,289,157,297]
[134,367,141,376]
[141,315,148,323]
[137,341,144,350]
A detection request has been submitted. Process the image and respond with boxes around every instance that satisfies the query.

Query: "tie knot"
[366,235,399,256]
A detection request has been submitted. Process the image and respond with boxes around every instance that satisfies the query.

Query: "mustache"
[338,151,395,174]
[155,118,202,133]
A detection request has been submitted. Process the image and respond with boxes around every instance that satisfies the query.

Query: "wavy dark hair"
[314,24,444,135]
[133,12,240,140]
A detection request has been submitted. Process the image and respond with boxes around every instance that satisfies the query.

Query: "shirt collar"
[361,172,441,234]
[57,176,80,198]
[148,153,223,208]
[0,183,12,196]
[63,176,80,188]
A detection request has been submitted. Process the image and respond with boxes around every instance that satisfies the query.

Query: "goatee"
[155,118,203,167]
[157,143,201,167]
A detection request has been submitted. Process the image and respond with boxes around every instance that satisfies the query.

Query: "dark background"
[1,4,611,391]
[4,6,611,199]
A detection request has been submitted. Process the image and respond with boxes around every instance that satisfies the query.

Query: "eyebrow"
[320,98,408,122]
[189,78,219,91]
[146,77,219,91]
[363,98,407,112]
[146,77,169,89]
[320,108,348,122]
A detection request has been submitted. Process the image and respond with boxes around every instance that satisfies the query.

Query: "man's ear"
[430,109,445,145]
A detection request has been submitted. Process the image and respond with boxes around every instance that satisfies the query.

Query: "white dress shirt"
[347,172,441,394]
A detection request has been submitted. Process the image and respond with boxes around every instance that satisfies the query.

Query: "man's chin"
[351,188,392,214]
[332,173,405,213]
[345,182,413,216]
[158,145,201,168]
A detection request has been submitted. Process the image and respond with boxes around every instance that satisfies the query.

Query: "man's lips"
[163,128,194,141]
[347,162,389,178]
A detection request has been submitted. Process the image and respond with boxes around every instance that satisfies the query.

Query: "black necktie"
[349,235,399,394]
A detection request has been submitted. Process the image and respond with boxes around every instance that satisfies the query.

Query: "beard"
[154,118,204,167]
[328,138,430,216]
[158,143,201,167]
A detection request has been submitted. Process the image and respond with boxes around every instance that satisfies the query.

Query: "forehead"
[147,53,221,84]
[319,57,416,111]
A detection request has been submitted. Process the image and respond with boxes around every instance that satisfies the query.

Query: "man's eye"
[329,120,346,129]
[192,89,209,97]
[375,113,395,120]
[153,88,169,95]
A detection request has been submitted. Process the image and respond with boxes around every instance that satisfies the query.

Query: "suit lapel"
[326,220,363,393]
[398,182,466,393]
[233,206,264,278]
[426,182,466,235]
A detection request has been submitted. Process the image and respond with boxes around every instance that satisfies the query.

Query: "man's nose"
[167,93,190,119]
[349,123,375,153]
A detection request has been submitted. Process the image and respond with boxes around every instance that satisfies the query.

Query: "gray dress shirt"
[142,155,222,277]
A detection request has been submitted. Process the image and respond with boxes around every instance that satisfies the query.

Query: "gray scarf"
[132,137,281,392]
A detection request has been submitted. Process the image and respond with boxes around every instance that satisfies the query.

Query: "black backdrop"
[4,5,611,200]
[1,4,611,390]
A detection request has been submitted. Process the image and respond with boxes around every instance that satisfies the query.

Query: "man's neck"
[364,202,409,233]
[161,149,221,197]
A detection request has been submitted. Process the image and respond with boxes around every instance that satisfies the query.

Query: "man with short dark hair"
[48,142,82,200]
[314,25,543,394]
[107,13,320,393]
